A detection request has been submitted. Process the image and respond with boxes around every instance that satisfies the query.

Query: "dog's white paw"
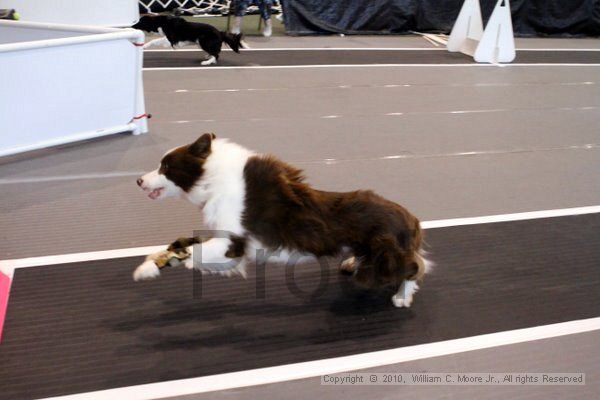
[133,260,161,281]
[184,257,194,270]
[391,293,412,308]
[201,56,217,66]
[392,280,419,308]
[340,256,356,273]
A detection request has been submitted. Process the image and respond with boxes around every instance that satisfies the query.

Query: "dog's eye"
[163,164,169,171]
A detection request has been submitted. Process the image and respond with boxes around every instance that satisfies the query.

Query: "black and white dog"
[133,15,244,65]
[134,134,431,307]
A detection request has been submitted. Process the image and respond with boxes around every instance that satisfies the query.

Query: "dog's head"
[137,133,216,200]
[132,15,171,33]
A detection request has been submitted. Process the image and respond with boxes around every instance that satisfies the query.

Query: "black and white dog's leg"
[184,237,247,277]
[132,237,200,281]
[143,36,171,49]
[142,28,173,49]
[199,42,220,66]
[133,257,162,281]
[391,251,431,308]
[201,56,217,66]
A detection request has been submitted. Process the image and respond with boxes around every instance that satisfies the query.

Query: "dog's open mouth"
[148,187,164,199]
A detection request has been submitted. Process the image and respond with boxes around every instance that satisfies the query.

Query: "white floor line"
[421,205,600,229]
[518,48,600,51]
[294,143,600,165]
[144,47,600,52]
[36,317,600,400]
[144,81,596,96]
[145,47,447,52]
[144,63,600,71]
[0,245,164,278]
[1,205,598,276]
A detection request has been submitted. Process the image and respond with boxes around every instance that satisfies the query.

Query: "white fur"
[201,56,217,66]
[143,29,188,49]
[185,254,247,278]
[419,249,435,274]
[186,139,253,235]
[139,167,183,200]
[392,280,419,308]
[183,238,247,277]
[245,238,317,265]
[143,36,171,49]
[183,139,252,275]
[133,260,161,281]
[138,139,253,278]
[184,238,234,268]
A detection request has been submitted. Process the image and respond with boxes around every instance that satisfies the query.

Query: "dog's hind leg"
[184,237,247,277]
[339,256,356,275]
[392,280,419,308]
[391,251,432,308]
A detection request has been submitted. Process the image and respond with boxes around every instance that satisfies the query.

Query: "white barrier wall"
[0,21,148,157]
[0,0,139,27]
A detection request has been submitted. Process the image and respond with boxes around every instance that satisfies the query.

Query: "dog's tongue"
[148,188,162,199]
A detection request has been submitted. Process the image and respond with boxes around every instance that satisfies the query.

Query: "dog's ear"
[189,133,215,157]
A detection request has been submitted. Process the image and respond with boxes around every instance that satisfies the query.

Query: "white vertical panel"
[0,21,147,157]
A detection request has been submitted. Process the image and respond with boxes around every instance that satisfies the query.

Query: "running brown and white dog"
[133,15,244,65]
[134,134,431,307]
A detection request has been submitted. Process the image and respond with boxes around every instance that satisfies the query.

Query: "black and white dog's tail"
[220,32,245,53]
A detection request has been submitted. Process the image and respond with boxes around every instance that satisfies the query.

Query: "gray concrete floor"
[166,330,600,400]
[1,40,599,258]
[0,36,598,398]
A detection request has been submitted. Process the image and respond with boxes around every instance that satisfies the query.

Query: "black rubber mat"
[1,214,599,399]
[143,49,600,68]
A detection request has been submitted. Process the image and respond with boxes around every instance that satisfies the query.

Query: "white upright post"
[447,0,484,57]
[447,0,515,64]
[132,30,149,135]
[474,0,516,63]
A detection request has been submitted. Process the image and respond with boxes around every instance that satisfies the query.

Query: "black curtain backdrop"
[281,0,600,37]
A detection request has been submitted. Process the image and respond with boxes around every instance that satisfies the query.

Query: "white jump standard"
[447,0,516,63]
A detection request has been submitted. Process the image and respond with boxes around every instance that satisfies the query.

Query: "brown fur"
[158,133,215,192]
[150,134,426,291]
[242,155,424,288]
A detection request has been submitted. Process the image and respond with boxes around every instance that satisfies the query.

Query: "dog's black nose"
[136,178,144,187]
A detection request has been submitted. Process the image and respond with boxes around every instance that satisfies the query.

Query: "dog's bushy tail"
[220,31,244,53]
[407,222,433,281]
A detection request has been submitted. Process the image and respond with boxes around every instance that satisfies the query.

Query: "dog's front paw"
[133,260,161,281]
[183,257,194,270]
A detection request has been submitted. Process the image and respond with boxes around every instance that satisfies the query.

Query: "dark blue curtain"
[281,0,600,37]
